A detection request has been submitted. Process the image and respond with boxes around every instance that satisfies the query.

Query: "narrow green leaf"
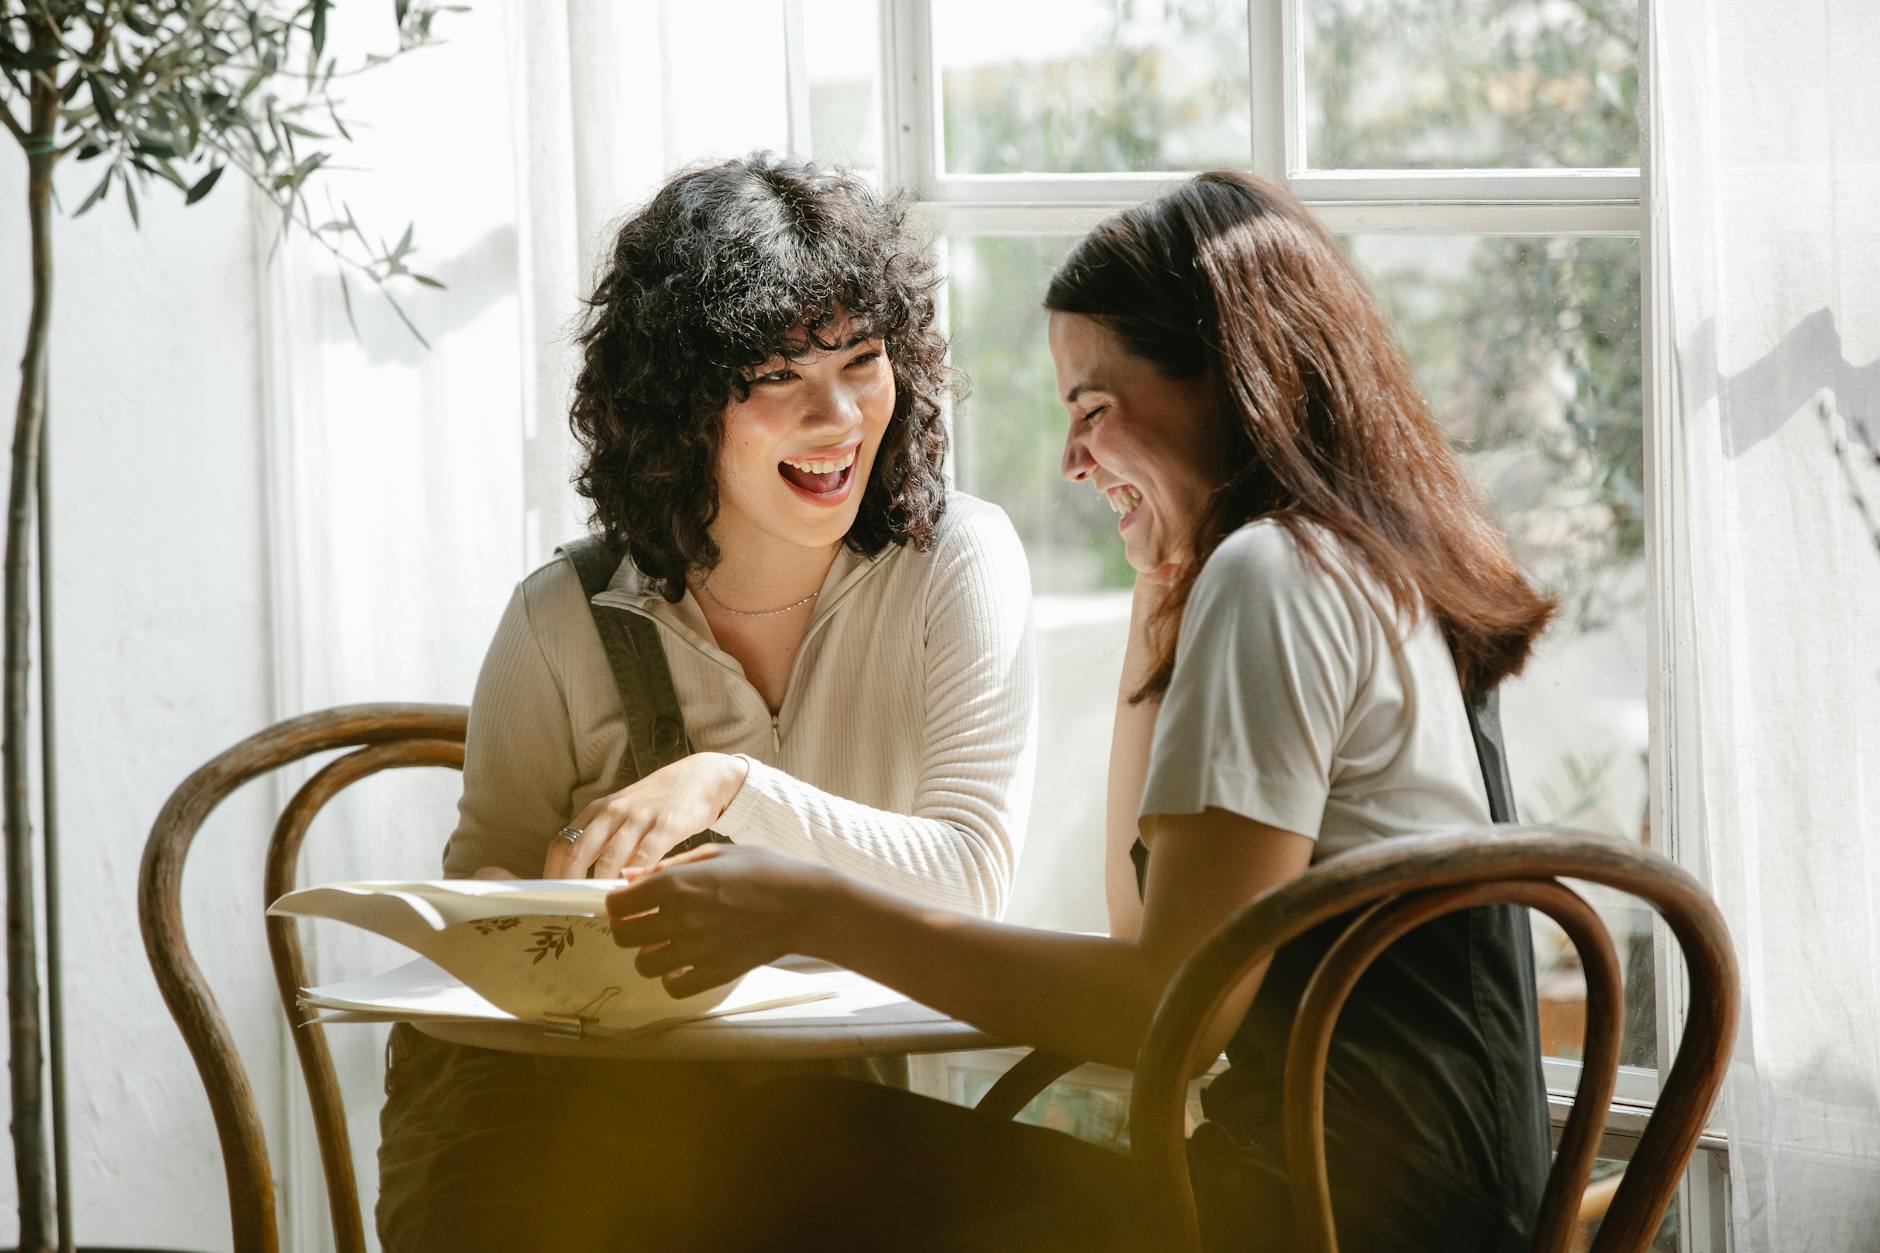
[381,288,432,351]
[88,76,118,129]
[410,273,446,290]
[0,45,61,72]
[393,222,413,259]
[337,270,359,337]
[271,192,294,260]
[293,150,328,182]
[184,164,225,205]
[123,176,140,228]
[343,201,372,252]
[310,0,328,59]
[75,166,113,216]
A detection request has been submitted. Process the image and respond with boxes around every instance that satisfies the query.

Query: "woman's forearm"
[805,873,1165,1069]
[719,757,1019,918]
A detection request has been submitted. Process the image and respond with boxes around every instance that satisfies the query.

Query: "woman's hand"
[606,844,841,998]
[542,752,751,879]
[1140,560,1188,588]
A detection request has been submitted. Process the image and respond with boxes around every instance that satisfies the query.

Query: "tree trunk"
[7,73,57,1253]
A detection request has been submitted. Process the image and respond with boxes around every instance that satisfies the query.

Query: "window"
[792,1,1715,1241]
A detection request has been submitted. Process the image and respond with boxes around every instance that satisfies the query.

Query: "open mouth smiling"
[1103,483,1144,529]
[779,443,860,503]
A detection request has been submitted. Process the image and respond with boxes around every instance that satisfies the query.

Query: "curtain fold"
[1654,2,1880,1247]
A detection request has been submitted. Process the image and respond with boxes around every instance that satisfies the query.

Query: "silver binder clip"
[539,987,622,1041]
[541,1012,586,1040]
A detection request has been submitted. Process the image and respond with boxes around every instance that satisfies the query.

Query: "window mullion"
[918,199,1639,238]
[1248,0,1288,180]
[880,0,932,195]
[1292,168,1642,202]
[781,0,813,159]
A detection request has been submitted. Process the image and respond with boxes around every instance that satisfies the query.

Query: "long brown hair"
[1045,171,1556,699]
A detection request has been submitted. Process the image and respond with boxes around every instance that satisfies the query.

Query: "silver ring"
[554,825,584,846]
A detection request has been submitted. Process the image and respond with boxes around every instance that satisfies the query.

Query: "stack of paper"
[301,956,837,1037]
[270,879,833,1037]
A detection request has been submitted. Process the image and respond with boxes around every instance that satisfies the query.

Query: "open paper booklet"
[269,879,838,1039]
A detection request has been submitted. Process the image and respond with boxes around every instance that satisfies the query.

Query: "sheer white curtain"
[264,3,791,1246]
[1653,2,1880,1247]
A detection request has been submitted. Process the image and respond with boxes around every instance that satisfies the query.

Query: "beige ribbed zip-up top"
[442,493,1037,919]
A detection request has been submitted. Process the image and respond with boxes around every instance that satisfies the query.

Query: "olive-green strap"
[558,536,728,855]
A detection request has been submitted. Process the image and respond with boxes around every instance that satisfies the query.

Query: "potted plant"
[1,3,445,1247]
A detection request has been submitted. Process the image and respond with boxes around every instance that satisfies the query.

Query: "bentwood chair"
[140,704,469,1253]
[971,826,1739,1253]
[140,704,1054,1253]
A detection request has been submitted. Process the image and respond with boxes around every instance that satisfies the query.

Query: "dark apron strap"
[1455,671,1551,1243]
[1460,683,1517,824]
[558,535,729,856]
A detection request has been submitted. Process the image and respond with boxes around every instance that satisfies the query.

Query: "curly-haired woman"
[373,153,1036,1251]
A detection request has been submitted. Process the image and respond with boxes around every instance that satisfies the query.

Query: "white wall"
[0,141,282,1248]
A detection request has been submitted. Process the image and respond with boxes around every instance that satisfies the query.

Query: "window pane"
[1347,233,1651,1066]
[933,0,1251,175]
[948,234,1132,596]
[799,0,882,177]
[1303,0,1640,170]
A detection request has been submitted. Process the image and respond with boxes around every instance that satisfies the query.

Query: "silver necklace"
[696,577,820,618]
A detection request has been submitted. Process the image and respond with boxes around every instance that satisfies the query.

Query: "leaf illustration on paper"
[525,924,578,964]
[472,917,522,937]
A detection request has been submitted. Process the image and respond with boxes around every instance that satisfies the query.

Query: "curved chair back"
[139,704,468,1253]
[1131,825,1738,1253]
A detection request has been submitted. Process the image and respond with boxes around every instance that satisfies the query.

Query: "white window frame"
[861,1,1720,1246]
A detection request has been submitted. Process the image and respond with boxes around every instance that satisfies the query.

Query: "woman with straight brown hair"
[609,170,1559,1252]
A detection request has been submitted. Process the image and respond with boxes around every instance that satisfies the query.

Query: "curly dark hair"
[569,152,953,601]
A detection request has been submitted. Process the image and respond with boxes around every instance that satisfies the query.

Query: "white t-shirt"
[1139,520,1491,858]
